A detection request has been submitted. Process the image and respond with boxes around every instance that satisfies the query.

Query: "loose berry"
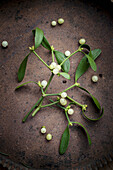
[60,92,67,98]
[46,134,52,141]
[58,18,64,25]
[65,50,71,57]
[51,21,57,26]
[1,41,8,48]
[91,75,98,83]
[41,126,46,134]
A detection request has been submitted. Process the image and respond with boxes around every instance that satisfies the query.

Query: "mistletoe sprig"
[15,27,104,155]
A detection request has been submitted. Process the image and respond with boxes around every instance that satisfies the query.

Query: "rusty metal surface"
[0,0,113,169]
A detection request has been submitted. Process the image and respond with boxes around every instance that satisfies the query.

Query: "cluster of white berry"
[60,92,74,115]
[49,62,61,75]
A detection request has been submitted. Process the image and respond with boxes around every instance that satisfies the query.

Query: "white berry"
[58,18,64,25]
[41,126,46,134]
[51,21,57,26]
[91,75,98,83]
[60,98,67,106]
[53,68,59,75]
[49,62,57,69]
[2,41,8,48]
[68,108,74,115]
[41,80,47,88]
[46,134,52,141]
[65,50,71,57]
[60,92,67,98]
[55,65,61,71]
[79,38,86,45]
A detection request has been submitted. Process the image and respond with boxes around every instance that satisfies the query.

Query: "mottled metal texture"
[0,0,113,169]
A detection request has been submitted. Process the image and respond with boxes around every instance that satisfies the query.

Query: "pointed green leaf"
[15,81,38,90]
[75,49,101,82]
[41,36,51,50]
[82,108,104,121]
[86,54,97,71]
[54,51,70,73]
[59,72,70,80]
[59,125,70,155]
[18,53,31,82]
[32,27,44,49]
[72,122,91,145]
[77,86,101,110]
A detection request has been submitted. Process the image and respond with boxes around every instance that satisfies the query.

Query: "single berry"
[46,134,52,141]
[55,65,61,71]
[41,80,48,88]
[60,98,67,106]
[51,21,57,26]
[91,75,98,83]
[68,108,74,115]
[41,126,46,134]
[58,18,64,24]
[1,41,8,48]
[49,62,57,69]
[53,68,59,75]
[79,38,86,45]
[60,92,67,98]
[65,50,71,57]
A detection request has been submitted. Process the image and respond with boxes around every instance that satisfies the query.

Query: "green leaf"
[59,72,71,80]
[86,54,97,71]
[15,81,38,90]
[54,51,70,73]
[82,108,104,121]
[41,36,51,50]
[32,27,44,49]
[77,86,101,110]
[59,125,70,155]
[18,53,31,82]
[72,122,91,145]
[75,49,101,82]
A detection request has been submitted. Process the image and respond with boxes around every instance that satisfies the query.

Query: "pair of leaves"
[32,29,51,50]
[54,51,70,73]
[59,122,91,155]
[18,28,44,82]
[75,49,101,82]
[77,85,104,121]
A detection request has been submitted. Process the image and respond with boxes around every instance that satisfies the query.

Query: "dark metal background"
[0,0,113,169]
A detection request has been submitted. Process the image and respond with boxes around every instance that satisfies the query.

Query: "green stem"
[65,110,71,124]
[33,51,50,69]
[66,95,83,107]
[22,96,43,122]
[41,101,59,108]
[62,83,77,92]
[43,93,60,97]
[60,50,79,66]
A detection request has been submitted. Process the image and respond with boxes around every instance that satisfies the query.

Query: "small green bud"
[75,82,80,86]
[69,122,73,126]
[82,105,87,111]
[29,46,34,51]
